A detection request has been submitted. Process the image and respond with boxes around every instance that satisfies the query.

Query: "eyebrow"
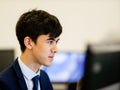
[47,37,60,42]
[47,37,55,40]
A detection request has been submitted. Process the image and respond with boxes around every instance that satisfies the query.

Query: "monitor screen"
[0,49,14,72]
[80,44,120,90]
[43,52,86,83]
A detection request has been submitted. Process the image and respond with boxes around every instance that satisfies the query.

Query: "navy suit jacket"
[0,58,53,90]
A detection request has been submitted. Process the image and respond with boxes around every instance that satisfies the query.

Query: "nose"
[51,43,58,53]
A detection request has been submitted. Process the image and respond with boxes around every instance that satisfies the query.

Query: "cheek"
[32,47,46,62]
[39,43,51,51]
[35,45,50,55]
[32,42,51,56]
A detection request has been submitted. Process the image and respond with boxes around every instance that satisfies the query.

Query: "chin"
[44,63,52,67]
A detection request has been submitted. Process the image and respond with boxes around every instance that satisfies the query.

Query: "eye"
[47,40,54,45]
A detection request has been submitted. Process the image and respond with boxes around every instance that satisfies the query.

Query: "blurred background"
[0,0,120,90]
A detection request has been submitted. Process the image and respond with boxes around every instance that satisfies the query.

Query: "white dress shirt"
[18,57,41,90]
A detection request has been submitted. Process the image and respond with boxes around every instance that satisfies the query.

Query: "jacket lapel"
[39,70,53,90]
[12,58,28,90]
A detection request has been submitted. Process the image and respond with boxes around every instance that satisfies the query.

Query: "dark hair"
[16,9,62,52]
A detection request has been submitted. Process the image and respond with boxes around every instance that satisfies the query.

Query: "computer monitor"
[0,49,14,72]
[43,52,86,83]
[80,44,120,90]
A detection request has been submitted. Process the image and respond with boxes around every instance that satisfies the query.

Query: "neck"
[20,50,41,73]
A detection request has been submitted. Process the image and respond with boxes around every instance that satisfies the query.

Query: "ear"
[24,36,33,50]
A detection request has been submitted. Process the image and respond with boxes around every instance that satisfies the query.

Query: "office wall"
[0,0,120,57]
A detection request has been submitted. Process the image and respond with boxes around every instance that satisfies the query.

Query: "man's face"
[31,34,60,66]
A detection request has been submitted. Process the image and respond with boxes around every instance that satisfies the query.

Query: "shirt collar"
[18,57,40,80]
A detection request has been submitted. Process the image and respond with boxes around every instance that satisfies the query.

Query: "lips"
[48,56,54,58]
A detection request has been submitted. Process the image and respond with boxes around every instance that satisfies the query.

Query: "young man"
[0,9,62,90]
